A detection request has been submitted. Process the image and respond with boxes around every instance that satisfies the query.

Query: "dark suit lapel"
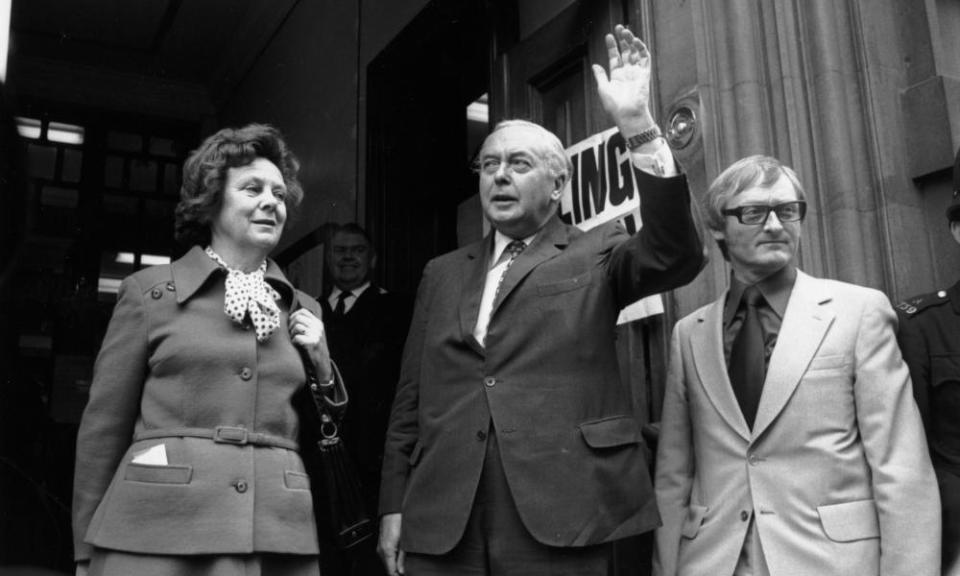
[491,216,568,315]
[458,236,491,353]
[690,299,752,442]
[751,271,835,440]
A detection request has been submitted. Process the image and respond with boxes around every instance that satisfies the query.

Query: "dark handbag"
[297,348,377,550]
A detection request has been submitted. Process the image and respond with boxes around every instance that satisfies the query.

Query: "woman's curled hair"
[174,123,303,247]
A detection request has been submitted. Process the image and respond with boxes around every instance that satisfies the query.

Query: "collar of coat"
[170,245,295,306]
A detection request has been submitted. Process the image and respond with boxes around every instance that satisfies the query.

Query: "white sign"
[560,127,664,323]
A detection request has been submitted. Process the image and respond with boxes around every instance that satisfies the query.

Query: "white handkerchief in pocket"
[131,443,168,465]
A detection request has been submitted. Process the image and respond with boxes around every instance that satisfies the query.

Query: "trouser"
[404,424,612,576]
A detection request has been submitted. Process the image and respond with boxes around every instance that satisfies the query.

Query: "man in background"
[896,146,960,576]
[319,223,411,576]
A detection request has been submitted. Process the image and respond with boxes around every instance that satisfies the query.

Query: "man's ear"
[950,220,960,247]
[370,252,378,271]
[551,177,565,201]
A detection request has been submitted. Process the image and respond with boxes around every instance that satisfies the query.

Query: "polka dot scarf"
[205,247,281,342]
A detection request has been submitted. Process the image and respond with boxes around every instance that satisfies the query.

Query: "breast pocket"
[536,271,592,297]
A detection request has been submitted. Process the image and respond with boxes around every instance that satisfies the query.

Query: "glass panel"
[107,131,142,153]
[40,186,79,208]
[61,148,83,182]
[16,117,41,139]
[129,159,157,193]
[48,122,85,145]
[27,143,57,179]
[104,155,124,188]
[149,137,177,157]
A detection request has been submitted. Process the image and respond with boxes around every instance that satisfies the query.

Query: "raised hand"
[591,24,656,134]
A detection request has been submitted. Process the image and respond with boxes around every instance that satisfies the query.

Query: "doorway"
[365,0,491,294]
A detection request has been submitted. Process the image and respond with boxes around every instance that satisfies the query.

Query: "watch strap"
[624,125,663,150]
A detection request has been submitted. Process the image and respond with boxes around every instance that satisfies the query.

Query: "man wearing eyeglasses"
[378,25,705,576]
[653,155,940,576]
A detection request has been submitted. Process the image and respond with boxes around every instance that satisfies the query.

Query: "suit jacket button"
[151,288,162,299]
[740,510,750,522]
[484,377,496,387]
[476,430,487,441]
[235,479,248,493]
[748,454,759,466]
[240,367,253,380]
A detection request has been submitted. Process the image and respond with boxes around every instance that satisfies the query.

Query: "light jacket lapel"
[491,216,568,314]
[691,299,752,442]
[458,237,490,354]
[751,271,835,440]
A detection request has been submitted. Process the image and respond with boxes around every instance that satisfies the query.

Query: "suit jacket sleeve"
[855,291,941,575]
[379,261,434,515]
[653,323,695,576]
[72,276,149,561]
[608,169,705,307]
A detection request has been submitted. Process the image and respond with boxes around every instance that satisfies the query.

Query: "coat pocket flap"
[408,443,423,466]
[579,416,642,448]
[931,355,960,388]
[681,505,709,539]
[806,354,849,372]
[817,499,879,542]
[284,470,311,491]
[124,463,193,484]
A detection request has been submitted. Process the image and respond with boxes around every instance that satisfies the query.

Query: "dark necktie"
[728,286,766,429]
[334,290,351,316]
[492,240,527,302]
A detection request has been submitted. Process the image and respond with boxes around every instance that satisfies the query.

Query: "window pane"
[62,148,83,182]
[27,143,57,179]
[107,131,142,153]
[104,155,124,188]
[48,122,85,145]
[149,137,177,157]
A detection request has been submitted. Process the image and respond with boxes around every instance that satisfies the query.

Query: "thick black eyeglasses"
[721,201,807,225]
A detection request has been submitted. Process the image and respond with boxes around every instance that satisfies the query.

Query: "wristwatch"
[624,125,663,150]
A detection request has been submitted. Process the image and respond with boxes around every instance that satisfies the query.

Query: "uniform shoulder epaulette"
[896,289,951,316]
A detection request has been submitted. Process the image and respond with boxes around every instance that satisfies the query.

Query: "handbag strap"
[291,288,349,440]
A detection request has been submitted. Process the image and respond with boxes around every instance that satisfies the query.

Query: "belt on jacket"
[134,426,299,451]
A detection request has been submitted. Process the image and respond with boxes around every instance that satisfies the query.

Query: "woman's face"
[210,157,288,257]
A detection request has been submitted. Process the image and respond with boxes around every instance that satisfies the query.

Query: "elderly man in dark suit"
[377,25,705,576]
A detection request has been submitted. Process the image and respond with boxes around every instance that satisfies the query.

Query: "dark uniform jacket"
[72,246,321,560]
[380,170,704,554]
[897,279,960,573]
[897,280,960,473]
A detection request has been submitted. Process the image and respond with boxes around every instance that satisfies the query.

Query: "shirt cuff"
[630,138,677,178]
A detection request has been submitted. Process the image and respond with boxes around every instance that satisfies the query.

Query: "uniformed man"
[896,146,960,576]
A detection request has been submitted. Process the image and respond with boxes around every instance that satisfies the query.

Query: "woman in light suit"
[73,124,331,575]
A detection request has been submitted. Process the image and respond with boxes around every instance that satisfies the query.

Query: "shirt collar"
[491,230,536,269]
[172,245,294,305]
[330,281,371,302]
[723,264,797,327]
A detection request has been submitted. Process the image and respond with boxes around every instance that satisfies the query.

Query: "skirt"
[87,549,319,576]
